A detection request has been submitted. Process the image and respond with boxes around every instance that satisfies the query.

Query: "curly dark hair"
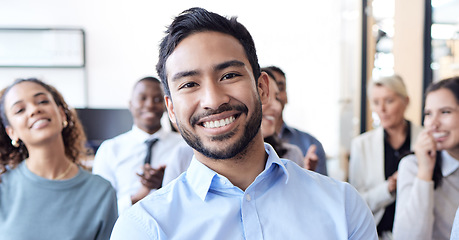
[0,78,89,174]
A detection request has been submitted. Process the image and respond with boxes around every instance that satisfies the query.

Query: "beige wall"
[393,0,425,126]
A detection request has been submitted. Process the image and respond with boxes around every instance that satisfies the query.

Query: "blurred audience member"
[265,65,327,175]
[93,76,190,214]
[393,77,459,240]
[349,75,422,239]
[0,78,117,239]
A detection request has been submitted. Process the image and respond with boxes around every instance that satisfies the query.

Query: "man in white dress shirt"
[93,76,192,214]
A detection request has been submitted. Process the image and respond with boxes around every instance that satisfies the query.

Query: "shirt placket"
[241,190,263,239]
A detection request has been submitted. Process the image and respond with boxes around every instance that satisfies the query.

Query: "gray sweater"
[0,161,118,240]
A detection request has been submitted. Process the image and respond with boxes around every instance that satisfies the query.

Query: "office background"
[1,0,458,180]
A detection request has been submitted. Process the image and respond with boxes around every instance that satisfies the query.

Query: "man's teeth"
[432,132,447,139]
[203,116,235,128]
[264,115,275,121]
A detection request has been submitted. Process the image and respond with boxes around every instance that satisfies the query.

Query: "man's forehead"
[165,31,250,78]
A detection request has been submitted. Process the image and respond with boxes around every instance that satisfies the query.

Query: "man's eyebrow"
[171,70,199,82]
[170,60,245,82]
[214,60,245,71]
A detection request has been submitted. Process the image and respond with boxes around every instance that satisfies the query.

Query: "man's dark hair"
[156,7,261,96]
[265,65,286,78]
[261,67,277,81]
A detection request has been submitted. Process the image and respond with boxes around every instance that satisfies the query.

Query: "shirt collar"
[186,143,290,201]
[441,150,459,176]
[131,125,165,142]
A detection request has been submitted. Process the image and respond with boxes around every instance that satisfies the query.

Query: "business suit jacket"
[348,123,422,224]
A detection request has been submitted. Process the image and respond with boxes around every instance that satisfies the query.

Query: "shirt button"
[246,194,251,201]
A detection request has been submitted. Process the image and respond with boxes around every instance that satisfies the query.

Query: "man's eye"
[38,100,49,104]
[221,73,240,80]
[179,82,198,89]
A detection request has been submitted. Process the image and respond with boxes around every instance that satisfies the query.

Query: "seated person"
[349,75,422,238]
[265,65,327,174]
[92,76,191,214]
[111,7,377,239]
[0,78,117,239]
[393,77,459,240]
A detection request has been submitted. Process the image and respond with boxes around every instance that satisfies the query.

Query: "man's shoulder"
[283,160,349,192]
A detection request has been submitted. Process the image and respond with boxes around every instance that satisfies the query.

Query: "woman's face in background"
[424,88,459,154]
[261,76,282,137]
[370,85,408,130]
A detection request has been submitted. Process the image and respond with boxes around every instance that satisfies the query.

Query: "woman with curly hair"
[0,78,118,239]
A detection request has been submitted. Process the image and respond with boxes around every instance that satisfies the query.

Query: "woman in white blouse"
[349,75,422,239]
[393,77,459,240]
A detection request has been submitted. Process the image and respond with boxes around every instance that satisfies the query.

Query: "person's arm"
[392,155,435,240]
[110,205,158,240]
[93,142,118,189]
[96,186,118,240]
[312,140,328,176]
[93,141,132,214]
[348,138,394,213]
[344,183,378,240]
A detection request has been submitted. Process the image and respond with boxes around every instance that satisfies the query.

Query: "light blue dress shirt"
[111,144,377,240]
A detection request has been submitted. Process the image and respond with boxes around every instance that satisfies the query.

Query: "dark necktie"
[144,138,159,165]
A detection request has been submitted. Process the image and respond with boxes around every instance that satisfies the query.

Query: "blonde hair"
[369,75,408,99]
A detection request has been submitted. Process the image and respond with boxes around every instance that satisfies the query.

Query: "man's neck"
[196,133,268,191]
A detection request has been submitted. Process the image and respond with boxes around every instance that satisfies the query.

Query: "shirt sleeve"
[393,156,435,240]
[348,138,394,214]
[93,141,117,189]
[110,204,158,240]
[93,141,133,215]
[97,187,119,240]
[344,183,378,240]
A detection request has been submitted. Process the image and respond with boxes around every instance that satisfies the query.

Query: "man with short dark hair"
[111,8,377,239]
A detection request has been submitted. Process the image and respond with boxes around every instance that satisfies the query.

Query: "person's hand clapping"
[303,144,318,171]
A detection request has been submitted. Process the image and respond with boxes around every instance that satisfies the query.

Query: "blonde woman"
[349,75,422,238]
[0,78,117,239]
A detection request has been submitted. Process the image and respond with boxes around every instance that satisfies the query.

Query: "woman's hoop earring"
[11,139,19,147]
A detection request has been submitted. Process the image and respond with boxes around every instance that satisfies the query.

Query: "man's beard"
[176,101,262,160]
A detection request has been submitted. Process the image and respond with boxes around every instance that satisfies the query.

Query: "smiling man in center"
[110,7,377,240]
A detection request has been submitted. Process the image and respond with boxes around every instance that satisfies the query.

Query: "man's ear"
[257,72,270,105]
[164,96,176,124]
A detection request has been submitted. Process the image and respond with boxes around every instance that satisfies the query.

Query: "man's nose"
[200,81,230,110]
